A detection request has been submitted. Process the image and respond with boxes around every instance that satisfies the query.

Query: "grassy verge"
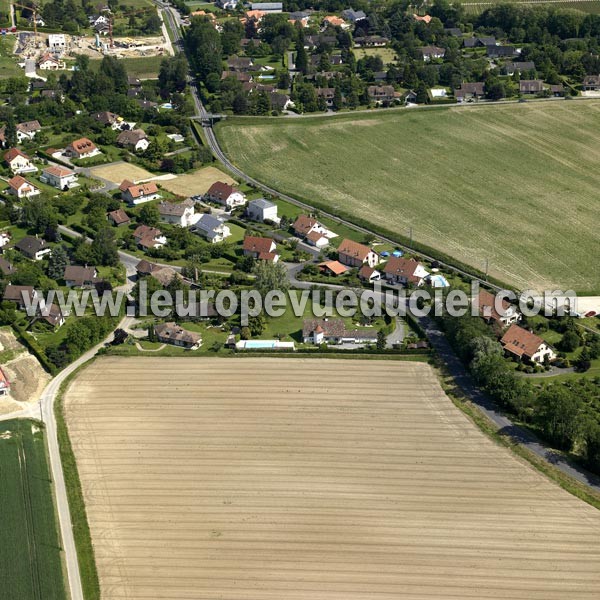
[54,363,101,600]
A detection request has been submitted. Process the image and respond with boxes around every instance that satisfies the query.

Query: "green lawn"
[217,102,600,293]
[353,47,398,65]
[89,55,164,79]
[0,419,68,600]
[0,36,22,79]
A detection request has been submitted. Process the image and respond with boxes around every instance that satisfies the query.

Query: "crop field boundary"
[54,362,101,600]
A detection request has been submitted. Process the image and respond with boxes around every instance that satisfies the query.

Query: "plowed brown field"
[64,357,600,600]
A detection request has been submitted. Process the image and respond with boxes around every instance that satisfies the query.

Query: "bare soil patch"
[64,357,600,600]
[90,163,156,185]
[159,166,237,196]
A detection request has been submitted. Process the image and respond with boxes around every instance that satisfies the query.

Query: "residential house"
[15,236,51,260]
[487,45,519,58]
[413,14,432,23]
[157,200,199,227]
[454,82,485,102]
[4,148,36,174]
[117,129,150,152]
[227,56,253,71]
[221,71,252,84]
[319,260,349,276]
[216,0,238,9]
[250,2,282,12]
[40,303,65,329]
[133,225,167,250]
[341,8,367,23]
[520,79,544,95]
[444,27,462,36]
[500,324,556,363]
[64,137,100,159]
[136,259,161,277]
[192,214,231,243]
[155,322,202,349]
[323,16,348,29]
[204,181,246,209]
[354,35,389,47]
[502,61,535,76]
[368,85,396,103]
[418,46,446,61]
[358,265,381,283]
[63,265,98,288]
[40,165,77,190]
[38,53,62,70]
[246,198,279,223]
[582,75,600,91]
[242,236,279,262]
[337,239,379,268]
[305,230,329,248]
[2,284,39,309]
[463,36,496,48]
[92,111,128,130]
[317,87,336,107]
[383,257,429,286]
[476,289,521,327]
[304,34,337,50]
[270,92,294,112]
[0,257,15,277]
[135,99,158,110]
[549,84,565,97]
[302,318,378,345]
[16,120,41,143]
[120,180,161,205]
[292,215,335,244]
[0,231,11,250]
[107,208,131,227]
[7,175,40,199]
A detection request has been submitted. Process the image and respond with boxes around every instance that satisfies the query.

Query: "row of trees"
[442,314,600,474]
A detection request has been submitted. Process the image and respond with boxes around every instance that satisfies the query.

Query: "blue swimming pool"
[243,340,277,349]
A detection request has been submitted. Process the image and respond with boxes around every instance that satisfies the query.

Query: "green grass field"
[0,419,67,600]
[89,55,164,79]
[460,0,600,14]
[354,47,398,65]
[217,101,600,292]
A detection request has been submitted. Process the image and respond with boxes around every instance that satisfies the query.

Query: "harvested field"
[217,102,600,292]
[89,162,156,184]
[65,357,600,600]
[158,165,237,196]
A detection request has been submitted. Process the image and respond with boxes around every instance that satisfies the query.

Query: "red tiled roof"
[67,137,97,155]
[500,324,546,359]
[206,181,236,201]
[293,214,318,236]
[319,260,349,275]
[337,239,372,261]
[383,257,421,282]
[108,208,130,225]
[243,236,274,254]
[124,182,159,198]
[4,148,29,163]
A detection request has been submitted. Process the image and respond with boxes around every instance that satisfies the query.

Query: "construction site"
[10,3,172,72]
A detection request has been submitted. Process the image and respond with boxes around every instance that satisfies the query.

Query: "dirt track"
[64,357,600,600]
